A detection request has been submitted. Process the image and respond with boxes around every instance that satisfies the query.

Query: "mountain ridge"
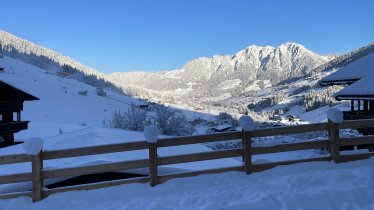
[109,42,332,96]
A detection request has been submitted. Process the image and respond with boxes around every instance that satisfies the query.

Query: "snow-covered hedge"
[103,104,149,131]
[104,104,195,136]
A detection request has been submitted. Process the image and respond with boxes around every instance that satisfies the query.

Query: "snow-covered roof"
[335,74,374,100]
[320,52,374,85]
[0,79,39,101]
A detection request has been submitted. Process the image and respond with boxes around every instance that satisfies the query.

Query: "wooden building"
[320,52,374,137]
[333,75,374,123]
[0,80,39,148]
[320,52,374,121]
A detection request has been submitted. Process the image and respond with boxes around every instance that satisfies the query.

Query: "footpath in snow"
[1,157,374,210]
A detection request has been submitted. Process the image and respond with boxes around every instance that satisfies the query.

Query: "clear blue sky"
[1,0,373,73]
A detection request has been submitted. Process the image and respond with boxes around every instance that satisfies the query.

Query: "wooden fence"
[1,119,374,202]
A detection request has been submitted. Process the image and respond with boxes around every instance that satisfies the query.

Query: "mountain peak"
[279,42,306,50]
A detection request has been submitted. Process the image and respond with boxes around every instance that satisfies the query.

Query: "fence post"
[241,137,245,162]
[242,130,252,174]
[239,115,255,174]
[148,142,158,186]
[144,125,159,187]
[326,109,343,163]
[31,152,44,202]
[328,120,340,163]
[24,137,44,202]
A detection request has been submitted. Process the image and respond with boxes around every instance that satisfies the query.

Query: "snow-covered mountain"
[0,30,120,93]
[0,55,140,137]
[0,30,332,103]
[109,43,331,93]
[312,43,374,74]
[2,29,373,123]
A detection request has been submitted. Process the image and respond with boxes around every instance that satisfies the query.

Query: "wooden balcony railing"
[0,121,29,134]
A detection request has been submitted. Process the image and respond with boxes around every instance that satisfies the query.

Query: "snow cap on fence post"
[24,137,44,155]
[144,125,159,143]
[327,108,343,123]
[239,115,255,131]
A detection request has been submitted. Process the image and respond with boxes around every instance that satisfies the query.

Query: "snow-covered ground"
[0,56,141,130]
[2,158,374,210]
[1,49,374,209]
[0,56,240,194]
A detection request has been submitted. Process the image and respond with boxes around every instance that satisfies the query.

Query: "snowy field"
[1,158,374,210]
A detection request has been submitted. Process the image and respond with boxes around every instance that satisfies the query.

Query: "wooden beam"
[252,140,329,155]
[351,100,354,112]
[0,121,29,134]
[364,100,369,112]
[0,154,31,165]
[31,153,44,202]
[252,157,331,172]
[340,136,374,146]
[44,177,149,197]
[340,119,374,129]
[339,153,372,163]
[0,191,32,200]
[243,131,252,174]
[251,123,328,137]
[43,141,148,160]
[328,120,340,163]
[0,172,32,184]
[157,149,243,166]
[43,159,149,179]
[158,166,244,183]
[157,131,242,147]
[370,100,374,113]
[148,143,158,187]
[17,111,21,122]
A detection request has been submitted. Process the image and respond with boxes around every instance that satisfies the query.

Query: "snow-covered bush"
[247,110,272,122]
[152,105,195,136]
[217,112,239,127]
[104,104,194,136]
[217,112,232,120]
[103,104,149,131]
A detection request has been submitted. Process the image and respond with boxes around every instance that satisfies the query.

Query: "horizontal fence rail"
[43,159,150,179]
[1,118,374,202]
[0,154,31,165]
